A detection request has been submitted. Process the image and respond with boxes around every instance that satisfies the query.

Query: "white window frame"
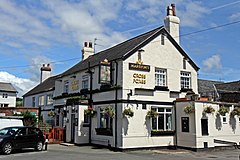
[38,95,45,106]
[151,107,173,131]
[46,94,53,105]
[180,71,191,89]
[99,107,113,129]
[82,75,89,89]
[155,68,167,86]
[63,80,69,93]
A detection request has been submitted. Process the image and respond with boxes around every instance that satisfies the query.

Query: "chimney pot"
[84,42,88,47]
[171,4,176,16]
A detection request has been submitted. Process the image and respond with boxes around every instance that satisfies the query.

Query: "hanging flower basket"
[84,107,96,117]
[48,111,55,117]
[183,105,195,114]
[104,106,115,118]
[203,105,215,114]
[146,109,158,118]
[230,108,240,117]
[217,106,229,116]
[123,108,134,118]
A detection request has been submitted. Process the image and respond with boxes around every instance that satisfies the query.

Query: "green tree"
[13,111,37,126]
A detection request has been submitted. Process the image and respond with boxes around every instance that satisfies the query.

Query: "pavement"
[0,144,240,160]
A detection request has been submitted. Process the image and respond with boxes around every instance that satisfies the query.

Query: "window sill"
[154,86,169,91]
[151,130,175,137]
[180,88,193,92]
[95,128,113,136]
[83,123,90,127]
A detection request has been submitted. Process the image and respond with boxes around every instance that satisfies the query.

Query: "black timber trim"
[180,88,193,92]
[135,88,155,92]
[122,28,199,71]
[93,99,173,105]
[154,86,169,91]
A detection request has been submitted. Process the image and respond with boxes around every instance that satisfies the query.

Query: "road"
[0,144,240,160]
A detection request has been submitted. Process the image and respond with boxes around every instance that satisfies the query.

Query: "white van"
[0,116,24,129]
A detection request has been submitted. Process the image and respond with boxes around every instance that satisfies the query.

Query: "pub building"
[25,4,240,151]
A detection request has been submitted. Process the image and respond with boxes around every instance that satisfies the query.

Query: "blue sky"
[0,0,240,96]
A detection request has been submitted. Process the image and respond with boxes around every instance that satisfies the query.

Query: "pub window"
[181,117,189,132]
[63,80,69,93]
[32,97,36,107]
[82,75,89,89]
[151,107,172,131]
[155,68,167,86]
[180,71,191,89]
[161,34,165,45]
[99,107,113,129]
[142,104,147,110]
[38,95,45,106]
[183,58,186,69]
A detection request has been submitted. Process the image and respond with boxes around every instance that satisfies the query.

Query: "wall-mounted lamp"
[127,89,133,96]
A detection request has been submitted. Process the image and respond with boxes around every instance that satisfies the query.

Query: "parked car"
[0,126,45,154]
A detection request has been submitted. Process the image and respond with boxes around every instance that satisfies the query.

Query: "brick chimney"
[164,4,180,44]
[81,42,94,60]
[40,64,51,83]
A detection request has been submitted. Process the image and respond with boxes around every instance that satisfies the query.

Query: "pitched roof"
[198,79,223,94]
[59,26,199,78]
[23,75,58,97]
[215,80,240,93]
[0,82,17,93]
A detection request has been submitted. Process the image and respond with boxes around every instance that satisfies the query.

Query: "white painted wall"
[176,100,240,149]
[0,91,16,107]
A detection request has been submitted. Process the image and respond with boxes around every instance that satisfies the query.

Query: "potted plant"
[123,108,134,118]
[230,108,240,117]
[183,105,195,114]
[48,111,55,117]
[84,107,96,117]
[146,109,158,118]
[217,106,229,116]
[104,106,115,118]
[203,105,215,114]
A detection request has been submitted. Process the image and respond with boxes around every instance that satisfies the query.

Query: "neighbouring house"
[198,79,240,103]
[0,82,17,107]
[23,64,57,125]
[215,81,240,103]
[198,79,223,101]
[53,4,199,149]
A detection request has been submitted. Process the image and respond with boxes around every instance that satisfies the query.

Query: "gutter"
[114,60,118,149]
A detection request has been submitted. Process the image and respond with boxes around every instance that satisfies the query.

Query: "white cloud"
[0,71,37,97]
[26,55,54,82]
[202,55,222,72]
[229,12,240,21]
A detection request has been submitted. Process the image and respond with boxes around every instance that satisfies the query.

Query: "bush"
[104,106,115,118]
[13,111,37,127]
[84,107,96,117]
[218,106,229,116]
[203,106,215,114]
[123,108,134,118]
[183,105,195,114]
[146,109,158,118]
[230,108,240,117]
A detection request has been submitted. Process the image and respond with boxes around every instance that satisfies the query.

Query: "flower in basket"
[230,108,240,117]
[203,105,215,114]
[183,105,195,114]
[217,106,229,116]
[146,109,158,118]
[123,108,134,118]
[48,111,55,117]
[104,106,115,118]
[84,107,96,117]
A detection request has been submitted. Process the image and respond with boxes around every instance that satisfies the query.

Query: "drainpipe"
[86,62,93,144]
[174,101,178,149]
[114,61,118,149]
